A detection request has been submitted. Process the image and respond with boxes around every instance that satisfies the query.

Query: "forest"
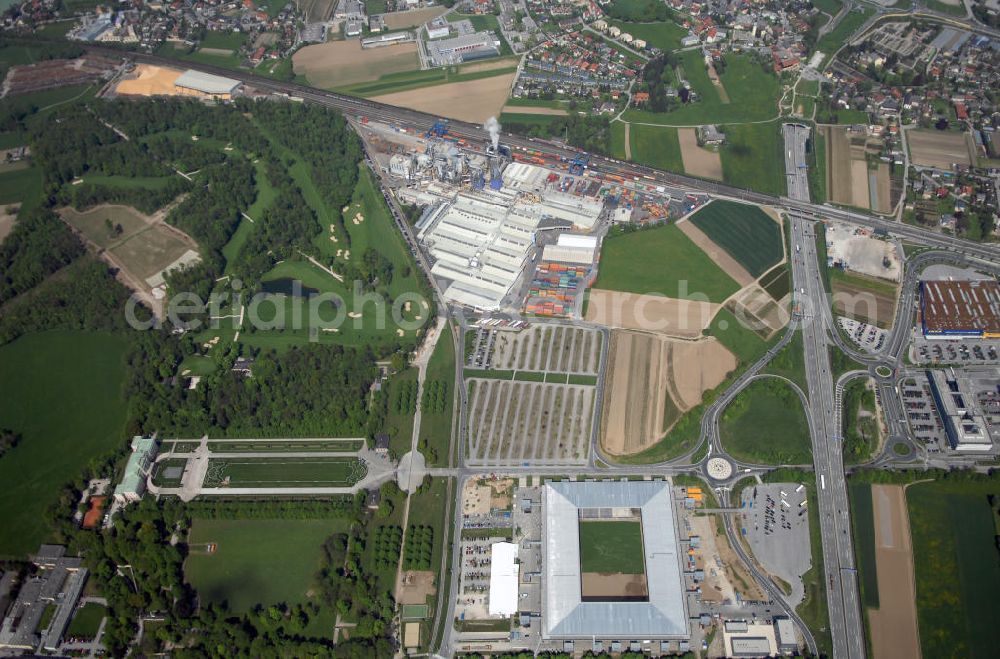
[0,208,84,304]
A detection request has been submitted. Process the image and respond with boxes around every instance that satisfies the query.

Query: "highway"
[790,215,865,659]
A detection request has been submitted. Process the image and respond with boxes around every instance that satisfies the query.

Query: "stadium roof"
[488,542,519,616]
[174,69,241,95]
[542,481,688,639]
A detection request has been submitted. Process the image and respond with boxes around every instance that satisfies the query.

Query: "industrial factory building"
[427,31,502,65]
[172,70,241,100]
[542,480,689,641]
[541,233,599,265]
[417,162,604,310]
[418,189,541,310]
[919,279,1000,339]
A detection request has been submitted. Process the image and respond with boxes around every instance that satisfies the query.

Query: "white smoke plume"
[484,116,501,151]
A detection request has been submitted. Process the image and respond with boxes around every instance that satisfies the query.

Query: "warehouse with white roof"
[542,480,689,641]
[173,69,241,99]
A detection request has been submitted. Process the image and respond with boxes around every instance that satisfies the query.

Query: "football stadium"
[542,480,689,641]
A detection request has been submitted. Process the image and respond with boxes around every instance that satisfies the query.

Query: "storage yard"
[824,221,901,281]
[475,324,602,375]
[465,379,595,465]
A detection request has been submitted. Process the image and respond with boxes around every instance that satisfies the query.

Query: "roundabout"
[706,457,734,481]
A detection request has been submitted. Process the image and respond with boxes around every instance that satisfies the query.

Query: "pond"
[260,278,321,298]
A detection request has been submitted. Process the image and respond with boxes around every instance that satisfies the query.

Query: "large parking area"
[467,324,602,374]
[737,483,811,606]
[910,337,1000,365]
[466,379,596,466]
[839,317,887,353]
[900,376,947,449]
[454,477,543,644]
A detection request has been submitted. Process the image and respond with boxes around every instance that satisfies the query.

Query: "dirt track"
[581,572,648,599]
[868,485,921,659]
[500,105,568,116]
[371,72,516,123]
[678,128,723,180]
[585,288,718,337]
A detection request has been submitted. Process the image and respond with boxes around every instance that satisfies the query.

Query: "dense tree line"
[29,106,173,192]
[0,428,19,459]
[130,342,377,438]
[0,257,139,345]
[505,115,613,155]
[231,156,320,286]
[0,208,84,303]
[640,54,684,113]
[167,156,255,269]
[182,496,362,519]
[61,178,190,215]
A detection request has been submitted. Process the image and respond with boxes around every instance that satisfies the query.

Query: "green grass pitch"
[202,457,367,487]
[578,520,646,575]
[185,518,351,611]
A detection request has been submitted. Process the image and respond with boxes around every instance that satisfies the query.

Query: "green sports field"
[907,480,1000,658]
[578,520,645,574]
[593,223,740,302]
[0,331,128,557]
[688,200,784,277]
[186,517,350,611]
[202,457,367,487]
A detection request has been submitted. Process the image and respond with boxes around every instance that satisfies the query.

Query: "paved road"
[790,215,865,659]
